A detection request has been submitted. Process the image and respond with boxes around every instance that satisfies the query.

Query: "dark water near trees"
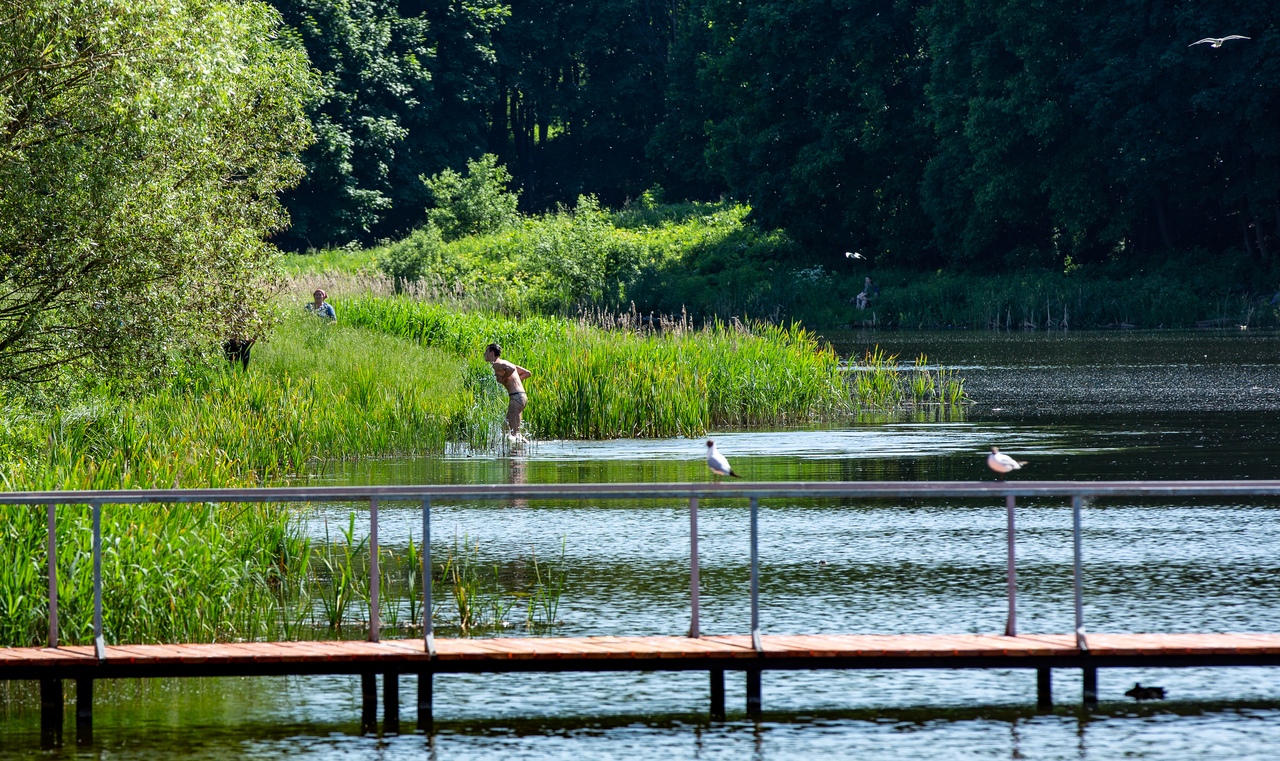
[5,330,1280,759]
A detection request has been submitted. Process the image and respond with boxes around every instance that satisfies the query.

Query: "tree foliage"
[423,153,520,240]
[0,0,316,384]
[270,0,506,249]
[279,0,1280,270]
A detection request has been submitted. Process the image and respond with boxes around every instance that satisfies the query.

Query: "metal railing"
[12,480,1280,657]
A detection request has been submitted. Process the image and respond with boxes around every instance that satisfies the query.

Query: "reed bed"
[336,295,850,439]
[847,348,968,410]
[0,504,571,647]
[0,316,492,493]
[0,503,314,647]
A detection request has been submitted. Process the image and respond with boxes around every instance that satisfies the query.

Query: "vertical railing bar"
[749,496,762,653]
[689,496,700,638]
[1005,495,1017,637]
[370,496,380,643]
[93,501,104,661]
[1072,495,1088,652]
[47,503,57,649]
[423,496,435,657]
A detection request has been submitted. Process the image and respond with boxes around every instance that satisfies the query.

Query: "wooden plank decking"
[6,633,1280,681]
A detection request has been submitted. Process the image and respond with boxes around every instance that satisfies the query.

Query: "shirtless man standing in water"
[485,343,531,436]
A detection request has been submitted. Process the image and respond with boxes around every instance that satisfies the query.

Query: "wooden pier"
[9,631,1280,741]
[9,480,1280,746]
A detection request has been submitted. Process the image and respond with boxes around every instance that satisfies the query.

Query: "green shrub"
[423,154,521,241]
[377,223,448,291]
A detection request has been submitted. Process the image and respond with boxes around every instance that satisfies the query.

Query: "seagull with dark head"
[987,447,1027,477]
[706,440,743,479]
[1189,35,1249,48]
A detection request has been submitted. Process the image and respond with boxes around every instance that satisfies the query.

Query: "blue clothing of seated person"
[307,289,337,321]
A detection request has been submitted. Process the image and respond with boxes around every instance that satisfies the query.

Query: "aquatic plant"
[336,295,849,439]
[526,538,568,629]
[847,348,968,410]
[0,503,313,648]
[440,534,515,632]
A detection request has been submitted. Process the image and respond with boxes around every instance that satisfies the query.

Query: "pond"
[4,329,1280,760]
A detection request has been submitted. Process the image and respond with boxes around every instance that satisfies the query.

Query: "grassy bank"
[0,292,964,647]
[1,316,491,492]
[0,316,498,648]
[287,200,1280,330]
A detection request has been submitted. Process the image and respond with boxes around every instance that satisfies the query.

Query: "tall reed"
[847,349,969,410]
[336,295,849,439]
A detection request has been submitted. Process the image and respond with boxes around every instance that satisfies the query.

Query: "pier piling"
[384,673,400,734]
[40,678,62,747]
[709,669,725,721]
[418,671,433,733]
[360,673,377,734]
[746,669,762,719]
[76,678,93,744]
[1037,668,1052,709]
[1082,667,1098,708]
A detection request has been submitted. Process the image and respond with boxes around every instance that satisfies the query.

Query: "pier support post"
[1036,668,1052,709]
[1082,667,1098,709]
[76,678,93,745]
[745,669,762,720]
[709,669,725,721]
[360,673,377,735]
[40,678,62,748]
[383,673,400,735]
[417,671,433,733]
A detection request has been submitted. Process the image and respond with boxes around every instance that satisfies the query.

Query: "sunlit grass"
[336,295,850,438]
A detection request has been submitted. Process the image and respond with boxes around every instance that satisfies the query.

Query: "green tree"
[0,0,315,383]
[662,0,935,266]
[271,0,506,249]
[423,153,521,239]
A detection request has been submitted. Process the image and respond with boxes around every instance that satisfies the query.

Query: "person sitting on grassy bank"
[854,277,878,310]
[485,342,531,436]
[307,289,336,321]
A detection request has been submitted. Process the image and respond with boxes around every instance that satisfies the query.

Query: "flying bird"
[1189,35,1249,48]
[845,251,865,260]
[987,447,1027,475]
[706,440,742,478]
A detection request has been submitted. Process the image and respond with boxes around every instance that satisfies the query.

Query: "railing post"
[689,496,700,638]
[92,501,104,661]
[370,496,380,643]
[47,503,57,648]
[423,496,435,657]
[1072,495,1088,652]
[749,496,761,653]
[1005,495,1017,637]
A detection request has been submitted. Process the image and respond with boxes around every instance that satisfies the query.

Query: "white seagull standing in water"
[1189,35,1249,48]
[987,447,1027,475]
[706,440,743,478]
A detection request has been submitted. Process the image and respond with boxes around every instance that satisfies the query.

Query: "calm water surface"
[5,331,1280,759]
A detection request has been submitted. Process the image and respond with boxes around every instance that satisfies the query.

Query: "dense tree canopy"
[0,0,315,383]
[264,0,1280,271]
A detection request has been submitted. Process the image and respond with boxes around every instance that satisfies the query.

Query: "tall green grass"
[847,348,968,409]
[0,316,506,648]
[336,295,849,438]
[1,316,491,492]
[0,503,313,647]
